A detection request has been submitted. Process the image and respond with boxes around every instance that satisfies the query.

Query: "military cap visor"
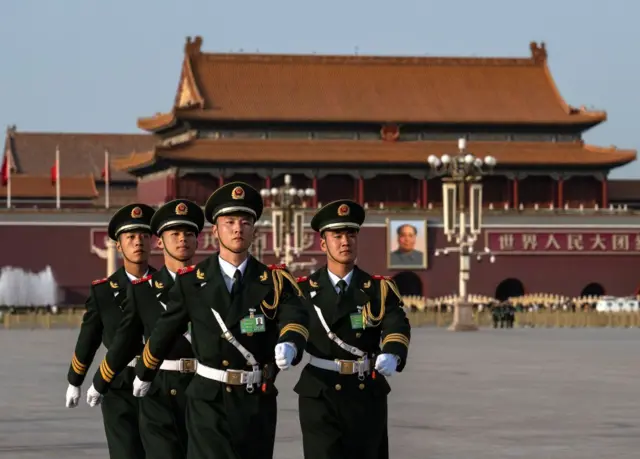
[150,199,205,236]
[311,199,365,233]
[108,204,155,241]
[204,181,264,224]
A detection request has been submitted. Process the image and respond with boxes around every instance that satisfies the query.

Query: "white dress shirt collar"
[327,268,354,293]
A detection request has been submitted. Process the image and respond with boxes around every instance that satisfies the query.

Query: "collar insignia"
[309,279,319,288]
[196,269,205,280]
[109,281,119,289]
[154,280,164,289]
[259,271,268,282]
[363,280,371,289]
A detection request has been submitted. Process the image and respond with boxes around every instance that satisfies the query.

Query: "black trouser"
[185,389,277,459]
[299,392,388,459]
[139,370,192,459]
[101,386,146,459]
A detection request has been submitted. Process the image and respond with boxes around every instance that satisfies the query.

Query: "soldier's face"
[158,227,198,262]
[213,213,255,254]
[117,231,151,264]
[321,229,358,265]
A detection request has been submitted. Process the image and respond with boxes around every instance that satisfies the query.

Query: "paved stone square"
[0,327,639,458]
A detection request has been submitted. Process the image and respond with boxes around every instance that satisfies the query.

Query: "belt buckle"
[337,360,355,375]
[225,369,244,385]
[179,358,196,373]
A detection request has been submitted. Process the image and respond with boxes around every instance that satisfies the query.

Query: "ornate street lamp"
[427,138,497,331]
[259,174,316,266]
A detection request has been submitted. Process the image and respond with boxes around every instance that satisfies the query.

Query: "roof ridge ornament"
[185,36,203,56]
[529,41,547,64]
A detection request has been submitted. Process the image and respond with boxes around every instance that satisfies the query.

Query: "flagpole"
[55,146,60,209]
[6,153,11,209]
[105,149,110,209]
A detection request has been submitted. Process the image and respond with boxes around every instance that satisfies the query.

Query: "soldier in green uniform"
[65,203,155,459]
[85,199,205,459]
[132,182,310,459]
[295,200,411,459]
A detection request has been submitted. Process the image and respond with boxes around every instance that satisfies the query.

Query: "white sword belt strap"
[210,308,260,393]
[313,304,372,380]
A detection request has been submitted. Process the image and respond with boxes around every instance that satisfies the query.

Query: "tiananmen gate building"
[1,37,639,304]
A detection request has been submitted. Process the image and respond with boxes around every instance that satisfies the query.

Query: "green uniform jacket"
[67,266,155,388]
[135,254,310,398]
[92,266,194,394]
[295,266,411,396]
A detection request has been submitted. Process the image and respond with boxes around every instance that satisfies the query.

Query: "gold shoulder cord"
[260,269,304,319]
[361,279,387,327]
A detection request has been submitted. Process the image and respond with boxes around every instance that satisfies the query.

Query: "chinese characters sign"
[485,230,640,255]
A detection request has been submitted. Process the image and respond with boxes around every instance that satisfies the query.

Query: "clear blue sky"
[1,0,638,178]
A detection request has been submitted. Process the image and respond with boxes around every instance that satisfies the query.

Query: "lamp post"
[427,138,497,331]
[106,239,117,277]
[259,174,316,267]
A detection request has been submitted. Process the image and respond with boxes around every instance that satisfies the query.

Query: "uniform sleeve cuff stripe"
[280,324,309,340]
[143,343,160,364]
[142,353,157,370]
[99,361,113,383]
[72,355,87,370]
[71,359,86,375]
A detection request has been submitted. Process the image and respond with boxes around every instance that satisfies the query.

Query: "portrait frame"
[386,218,428,270]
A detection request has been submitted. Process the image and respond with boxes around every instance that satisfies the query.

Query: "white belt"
[308,355,371,376]
[195,362,262,388]
[159,358,197,373]
[127,357,138,368]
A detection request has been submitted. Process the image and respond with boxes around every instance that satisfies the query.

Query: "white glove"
[65,384,81,408]
[86,384,103,407]
[274,342,297,370]
[374,354,399,377]
[132,376,151,397]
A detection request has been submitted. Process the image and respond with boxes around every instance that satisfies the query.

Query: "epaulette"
[372,275,392,280]
[177,265,196,275]
[92,277,108,285]
[296,276,308,283]
[132,274,153,285]
[268,264,287,270]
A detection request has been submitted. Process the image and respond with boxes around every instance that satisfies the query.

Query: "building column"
[512,178,519,208]
[421,178,428,208]
[218,175,225,188]
[358,176,364,205]
[312,176,318,208]
[602,176,608,208]
[557,178,564,208]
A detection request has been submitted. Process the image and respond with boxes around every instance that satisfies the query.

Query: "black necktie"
[231,269,242,298]
[337,280,348,296]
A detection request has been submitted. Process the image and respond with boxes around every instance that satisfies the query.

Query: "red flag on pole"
[50,163,58,185]
[1,154,8,186]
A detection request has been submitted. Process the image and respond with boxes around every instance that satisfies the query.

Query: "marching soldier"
[65,204,155,459]
[132,182,310,459]
[85,199,205,458]
[295,199,411,459]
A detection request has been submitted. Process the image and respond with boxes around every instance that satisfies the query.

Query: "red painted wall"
[0,223,638,304]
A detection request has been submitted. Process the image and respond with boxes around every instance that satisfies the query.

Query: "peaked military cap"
[204,181,264,224]
[310,199,365,233]
[150,199,205,236]
[108,203,155,240]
